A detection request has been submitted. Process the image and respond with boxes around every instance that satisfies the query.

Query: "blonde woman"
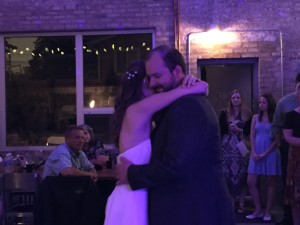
[219,89,252,213]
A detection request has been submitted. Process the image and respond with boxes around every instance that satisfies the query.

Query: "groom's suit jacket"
[128,94,235,225]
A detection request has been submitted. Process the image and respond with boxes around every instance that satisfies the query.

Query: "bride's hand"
[196,80,209,96]
[181,74,209,96]
[181,74,200,87]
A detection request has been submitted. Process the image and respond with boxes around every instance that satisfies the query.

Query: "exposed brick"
[1,0,300,98]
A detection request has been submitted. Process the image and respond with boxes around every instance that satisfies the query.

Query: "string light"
[6,43,151,58]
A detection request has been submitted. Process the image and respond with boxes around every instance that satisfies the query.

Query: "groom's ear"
[173,65,184,80]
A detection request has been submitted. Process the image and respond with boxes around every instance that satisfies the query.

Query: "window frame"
[0,29,155,151]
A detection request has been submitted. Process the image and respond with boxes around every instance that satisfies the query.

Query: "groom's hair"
[146,45,186,74]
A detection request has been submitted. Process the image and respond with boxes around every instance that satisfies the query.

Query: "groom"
[117,45,235,225]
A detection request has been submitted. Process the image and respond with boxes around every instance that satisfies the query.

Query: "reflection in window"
[4,32,153,147]
[5,36,76,146]
[83,34,152,108]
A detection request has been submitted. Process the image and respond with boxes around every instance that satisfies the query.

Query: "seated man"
[42,125,98,182]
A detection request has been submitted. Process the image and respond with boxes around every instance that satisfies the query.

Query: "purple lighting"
[77,20,85,28]
[34,20,42,25]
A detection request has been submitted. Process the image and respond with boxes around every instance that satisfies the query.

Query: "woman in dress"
[283,82,300,225]
[78,124,108,168]
[246,93,281,221]
[104,60,208,225]
[219,89,252,213]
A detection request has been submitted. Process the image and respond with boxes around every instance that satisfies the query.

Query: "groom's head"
[145,45,186,93]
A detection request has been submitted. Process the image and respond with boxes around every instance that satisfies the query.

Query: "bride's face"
[142,78,154,98]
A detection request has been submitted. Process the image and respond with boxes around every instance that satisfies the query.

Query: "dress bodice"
[254,120,272,154]
[118,139,151,165]
[255,120,271,134]
[105,139,151,225]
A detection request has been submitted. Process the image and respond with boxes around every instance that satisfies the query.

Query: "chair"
[1,173,39,225]
[46,136,65,146]
[34,176,102,225]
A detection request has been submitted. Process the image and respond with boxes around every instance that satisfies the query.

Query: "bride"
[104,60,208,225]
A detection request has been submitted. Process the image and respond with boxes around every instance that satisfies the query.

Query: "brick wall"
[179,0,300,98]
[0,0,175,45]
[1,0,300,99]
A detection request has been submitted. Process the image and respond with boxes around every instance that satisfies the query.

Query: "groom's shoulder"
[169,94,208,110]
[175,94,208,104]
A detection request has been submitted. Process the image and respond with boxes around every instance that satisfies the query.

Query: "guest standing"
[283,81,300,225]
[246,93,281,221]
[272,73,300,225]
[219,89,252,213]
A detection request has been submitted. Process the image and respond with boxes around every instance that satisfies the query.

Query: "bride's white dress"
[104,139,151,225]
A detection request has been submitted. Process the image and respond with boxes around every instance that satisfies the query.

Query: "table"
[97,167,116,180]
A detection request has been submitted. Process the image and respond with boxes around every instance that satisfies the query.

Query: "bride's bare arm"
[126,80,208,119]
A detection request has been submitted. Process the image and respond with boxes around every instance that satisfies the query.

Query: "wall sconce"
[189,28,237,47]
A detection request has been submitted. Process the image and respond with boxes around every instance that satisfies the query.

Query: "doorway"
[198,58,259,115]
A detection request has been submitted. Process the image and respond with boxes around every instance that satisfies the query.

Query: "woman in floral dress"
[219,89,252,213]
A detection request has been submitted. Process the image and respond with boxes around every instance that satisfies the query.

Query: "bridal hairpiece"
[126,70,138,80]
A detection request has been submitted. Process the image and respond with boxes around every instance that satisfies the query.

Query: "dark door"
[198,58,258,115]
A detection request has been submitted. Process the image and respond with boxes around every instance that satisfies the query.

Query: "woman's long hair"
[226,89,251,121]
[110,60,146,145]
[258,93,276,122]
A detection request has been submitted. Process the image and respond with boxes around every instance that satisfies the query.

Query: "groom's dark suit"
[128,94,235,225]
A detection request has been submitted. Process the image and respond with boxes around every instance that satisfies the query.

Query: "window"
[83,34,152,108]
[0,31,153,150]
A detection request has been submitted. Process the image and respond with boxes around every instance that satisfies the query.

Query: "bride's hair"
[111,60,146,145]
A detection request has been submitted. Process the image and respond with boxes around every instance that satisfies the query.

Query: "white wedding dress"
[104,139,151,225]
